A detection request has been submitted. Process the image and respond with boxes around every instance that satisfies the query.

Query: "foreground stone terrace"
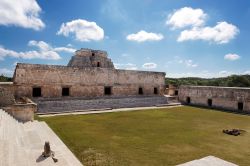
[0,109,82,166]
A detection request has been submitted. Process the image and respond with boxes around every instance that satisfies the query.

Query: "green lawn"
[38,106,250,166]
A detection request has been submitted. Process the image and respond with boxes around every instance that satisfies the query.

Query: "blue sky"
[0,0,250,78]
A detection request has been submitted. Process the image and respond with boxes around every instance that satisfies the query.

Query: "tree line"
[0,75,12,82]
[166,75,250,87]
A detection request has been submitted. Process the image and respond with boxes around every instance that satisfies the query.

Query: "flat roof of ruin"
[15,63,166,75]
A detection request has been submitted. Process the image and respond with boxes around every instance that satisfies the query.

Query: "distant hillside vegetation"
[0,75,12,82]
[166,75,250,87]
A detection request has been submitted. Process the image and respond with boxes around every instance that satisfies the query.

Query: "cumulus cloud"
[142,62,157,69]
[0,41,76,60]
[0,68,13,76]
[184,60,198,67]
[0,0,45,30]
[166,7,206,29]
[57,19,104,42]
[114,63,138,70]
[126,30,164,42]
[177,22,239,44]
[224,53,240,61]
[177,58,198,68]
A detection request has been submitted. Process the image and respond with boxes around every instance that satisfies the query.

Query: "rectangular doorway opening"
[104,86,112,95]
[138,87,143,95]
[186,97,191,104]
[154,87,158,94]
[62,87,70,96]
[238,102,243,111]
[207,99,212,107]
[33,87,41,97]
[174,90,178,96]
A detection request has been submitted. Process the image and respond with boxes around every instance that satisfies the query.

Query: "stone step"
[37,96,169,113]
[0,109,83,166]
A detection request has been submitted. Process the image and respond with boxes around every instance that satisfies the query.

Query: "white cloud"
[176,58,198,68]
[166,7,206,29]
[184,60,198,67]
[0,0,45,30]
[244,71,250,75]
[126,30,164,42]
[218,70,234,77]
[67,43,73,47]
[142,62,157,69]
[0,68,13,76]
[28,40,76,53]
[53,47,76,53]
[224,53,240,61]
[177,21,239,44]
[57,19,104,42]
[0,41,76,60]
[167,70,234,78]
[114,63,138,70]
[28,40,51,51]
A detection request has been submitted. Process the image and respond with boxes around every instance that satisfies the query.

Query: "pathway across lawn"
[38,106,250,166]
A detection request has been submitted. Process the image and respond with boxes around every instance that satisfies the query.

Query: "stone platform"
[0,109,82,166]
[177,156,238,166]
[35,96,169,113]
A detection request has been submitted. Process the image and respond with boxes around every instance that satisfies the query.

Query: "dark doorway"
[62,87,70,96]
[92,53,95,56]
[154,87,158,94]
[174,90,178,96]
[97,62,100,67]
[33,87,41,97]
[104,86,112,95]
[138,87,143,95]
[186,97,191,104]
[238,102,243,111]
[207,99,212,107]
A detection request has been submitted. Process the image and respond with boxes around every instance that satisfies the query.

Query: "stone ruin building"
[0,48,167,116]
[179,86,250,112]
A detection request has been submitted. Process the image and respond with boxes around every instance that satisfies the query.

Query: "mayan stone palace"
[0,48,167,116]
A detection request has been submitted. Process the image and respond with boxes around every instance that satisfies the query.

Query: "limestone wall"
[179,86,250,112]
[0,82,15,106]
[13,63,165,99]
[68,48,114,68]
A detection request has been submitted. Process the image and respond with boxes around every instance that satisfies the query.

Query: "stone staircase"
[0,109,82,166]
[36,96,170,113]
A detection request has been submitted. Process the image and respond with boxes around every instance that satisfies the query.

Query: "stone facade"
[0,82,15,107]
[13,48,165,100]
[68,48,114,68]
[179,86,250,112]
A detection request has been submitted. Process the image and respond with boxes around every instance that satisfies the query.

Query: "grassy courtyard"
[38,106,250,166]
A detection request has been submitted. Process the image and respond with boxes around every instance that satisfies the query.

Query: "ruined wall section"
[179,86,250,112]
[0,83,15,107]
[14,63,165,99]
